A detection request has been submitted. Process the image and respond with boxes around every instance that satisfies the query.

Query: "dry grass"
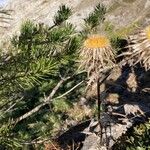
[44,141,60,150]
[67,103,93,121]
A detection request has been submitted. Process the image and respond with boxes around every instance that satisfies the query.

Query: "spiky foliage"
[79,34,115,141]
[81,3,106,38]
[54,5,72,25]
[0,5,84,149]
[84,4,106,30]
[122,26,150,70]
[79,35,115,86]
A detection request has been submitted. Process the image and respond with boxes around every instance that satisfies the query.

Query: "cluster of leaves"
[84,4,106,29]
[114,120,150,150]
[54,5,72,25]
[127,121,150,149]
[82,4,106,36]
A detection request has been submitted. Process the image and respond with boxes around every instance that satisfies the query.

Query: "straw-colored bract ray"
[124,26,150,70]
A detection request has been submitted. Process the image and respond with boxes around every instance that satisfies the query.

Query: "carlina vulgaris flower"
[79,34,116,88]
[122,26,150,70]
[79,34,116,138]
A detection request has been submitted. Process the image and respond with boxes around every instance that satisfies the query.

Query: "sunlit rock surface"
[0,0,150,40]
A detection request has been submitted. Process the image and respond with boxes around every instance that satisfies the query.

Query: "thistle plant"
[79,34,115,130]
[79,35,115,87]
[122,26,150,70]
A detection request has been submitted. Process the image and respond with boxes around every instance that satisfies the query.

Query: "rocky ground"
[56,66,150,149]
[1,0,150,41]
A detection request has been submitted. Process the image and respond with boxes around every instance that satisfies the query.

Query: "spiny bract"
[124,26,150,70]
[79,35,115,87]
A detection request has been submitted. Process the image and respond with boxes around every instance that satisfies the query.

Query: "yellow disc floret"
[84,35,110,48]
[145,26,150,40]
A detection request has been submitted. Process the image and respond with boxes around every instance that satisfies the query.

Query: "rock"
[81,101,150,150]
[81,133,100,150]
[0,0,109,40]
[56,100,150,149]
[1,0,150,43]
[126,72,138,92]
[106,93,119,104]
[124,103,146,117]
[86,82,106,99]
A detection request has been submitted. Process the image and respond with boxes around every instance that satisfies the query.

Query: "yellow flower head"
[84,35,110,49]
